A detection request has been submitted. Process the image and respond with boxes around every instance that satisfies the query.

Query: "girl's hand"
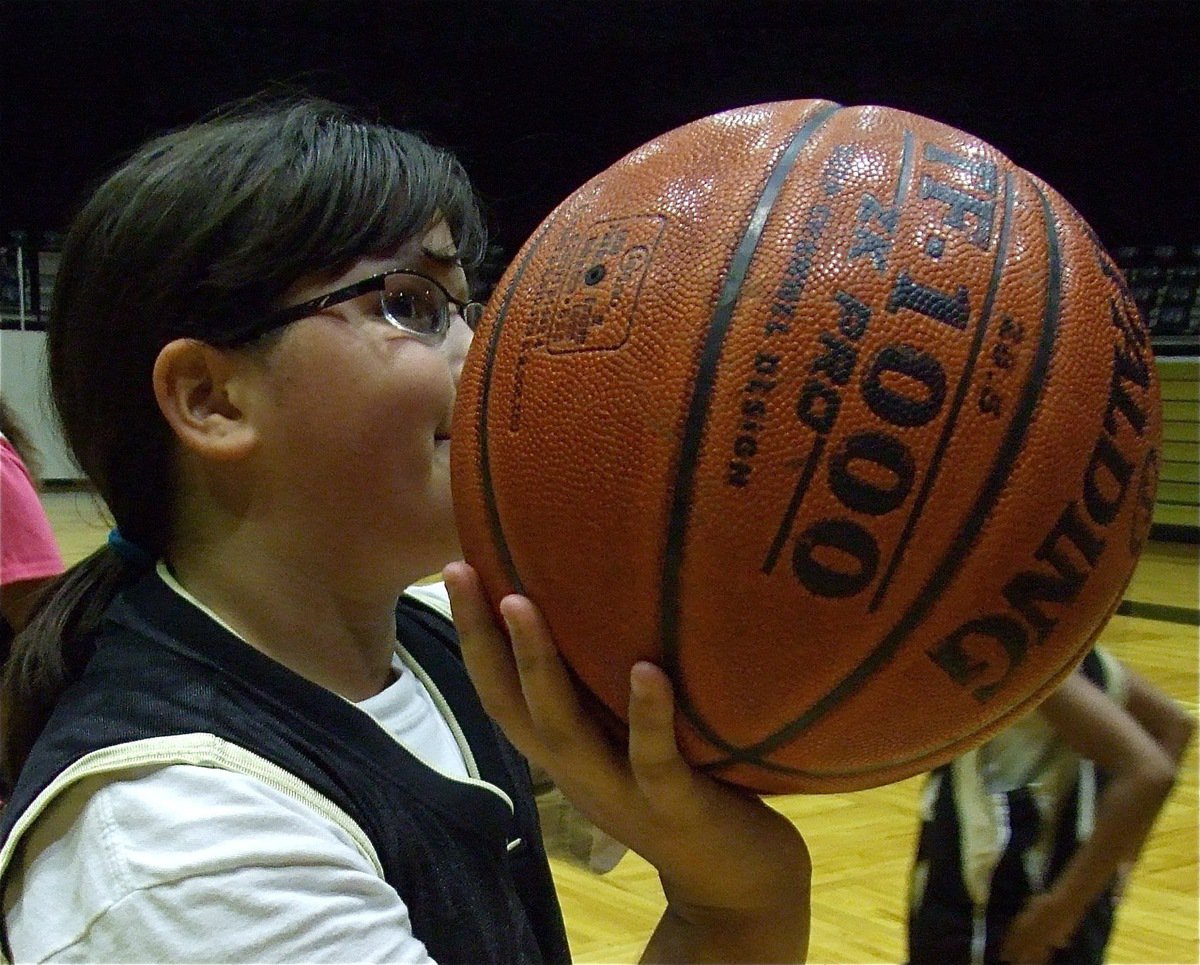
[444,561,810,964]
[1000,890,1077,964]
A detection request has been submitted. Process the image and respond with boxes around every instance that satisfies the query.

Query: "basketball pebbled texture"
[450,100,1162,794]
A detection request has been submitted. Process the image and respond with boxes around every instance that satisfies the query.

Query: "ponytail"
[1,545,151,785]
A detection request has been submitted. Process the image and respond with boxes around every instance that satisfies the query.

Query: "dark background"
[2,0,1197,273]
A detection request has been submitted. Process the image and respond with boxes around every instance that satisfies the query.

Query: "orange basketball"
[450,100,1162,794]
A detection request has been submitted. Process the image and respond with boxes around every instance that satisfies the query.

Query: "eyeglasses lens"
[382,274,445,339]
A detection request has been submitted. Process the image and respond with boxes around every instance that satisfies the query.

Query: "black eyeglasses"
[214,269,485,346]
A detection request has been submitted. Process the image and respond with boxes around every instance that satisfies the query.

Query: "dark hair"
[0,96,486,784]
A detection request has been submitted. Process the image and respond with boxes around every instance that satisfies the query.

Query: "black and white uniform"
[0,567,569,963]
[908,648,1124,965]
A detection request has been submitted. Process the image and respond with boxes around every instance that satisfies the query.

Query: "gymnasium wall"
[1157,356,1200,538]
[0,330,78,480]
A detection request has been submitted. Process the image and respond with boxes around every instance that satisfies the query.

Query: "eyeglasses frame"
[213,268,485,346]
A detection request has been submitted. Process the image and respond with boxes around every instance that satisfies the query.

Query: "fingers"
[497,594,601,758]
[627,661,692,805]
[443,562,613,774]
[443,562,529,738]
[999,917,1051,965]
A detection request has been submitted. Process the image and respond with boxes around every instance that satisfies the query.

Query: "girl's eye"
[381,290,442,336]
[385,291,419,319]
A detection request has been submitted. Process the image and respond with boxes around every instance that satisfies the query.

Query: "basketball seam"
[658,102,844,758]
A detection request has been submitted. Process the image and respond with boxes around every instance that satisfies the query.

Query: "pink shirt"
[1,436,65,585]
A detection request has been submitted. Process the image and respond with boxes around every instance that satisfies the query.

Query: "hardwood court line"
[1115,599,1200,626]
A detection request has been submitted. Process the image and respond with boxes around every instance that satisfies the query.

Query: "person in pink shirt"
[0,400,65,647]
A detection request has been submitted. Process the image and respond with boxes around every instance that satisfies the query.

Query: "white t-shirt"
[3,580,474,963]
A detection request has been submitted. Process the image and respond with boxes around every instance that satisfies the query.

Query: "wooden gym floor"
[40,487,1199,964]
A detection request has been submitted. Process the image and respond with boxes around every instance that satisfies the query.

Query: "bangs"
[182,101,487,334]
[273,120,487,273]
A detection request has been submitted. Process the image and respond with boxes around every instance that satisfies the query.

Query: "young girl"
[0,98,810,962]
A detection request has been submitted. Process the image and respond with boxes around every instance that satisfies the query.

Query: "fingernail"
[630,663,649,698]
[500,609,522,650]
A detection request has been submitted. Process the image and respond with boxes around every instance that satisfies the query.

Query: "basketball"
[450,99,1162,794]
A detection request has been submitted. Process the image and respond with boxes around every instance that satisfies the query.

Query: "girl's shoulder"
[6,762,424,961]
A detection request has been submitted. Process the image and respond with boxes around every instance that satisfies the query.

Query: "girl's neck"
[166,538,403,702]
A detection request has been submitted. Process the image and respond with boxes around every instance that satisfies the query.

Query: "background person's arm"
[1000,667,1195,963]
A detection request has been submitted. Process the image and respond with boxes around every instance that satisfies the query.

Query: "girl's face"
[245,220,475,585]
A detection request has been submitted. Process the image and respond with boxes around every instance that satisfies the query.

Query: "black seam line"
[659,102,843,758]
[869,169,1017,613]
[719,571,1120,780]
[703,177,1063,774]
[476,225,558,596]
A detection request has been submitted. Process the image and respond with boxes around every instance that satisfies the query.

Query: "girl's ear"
[152,339,259,461]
